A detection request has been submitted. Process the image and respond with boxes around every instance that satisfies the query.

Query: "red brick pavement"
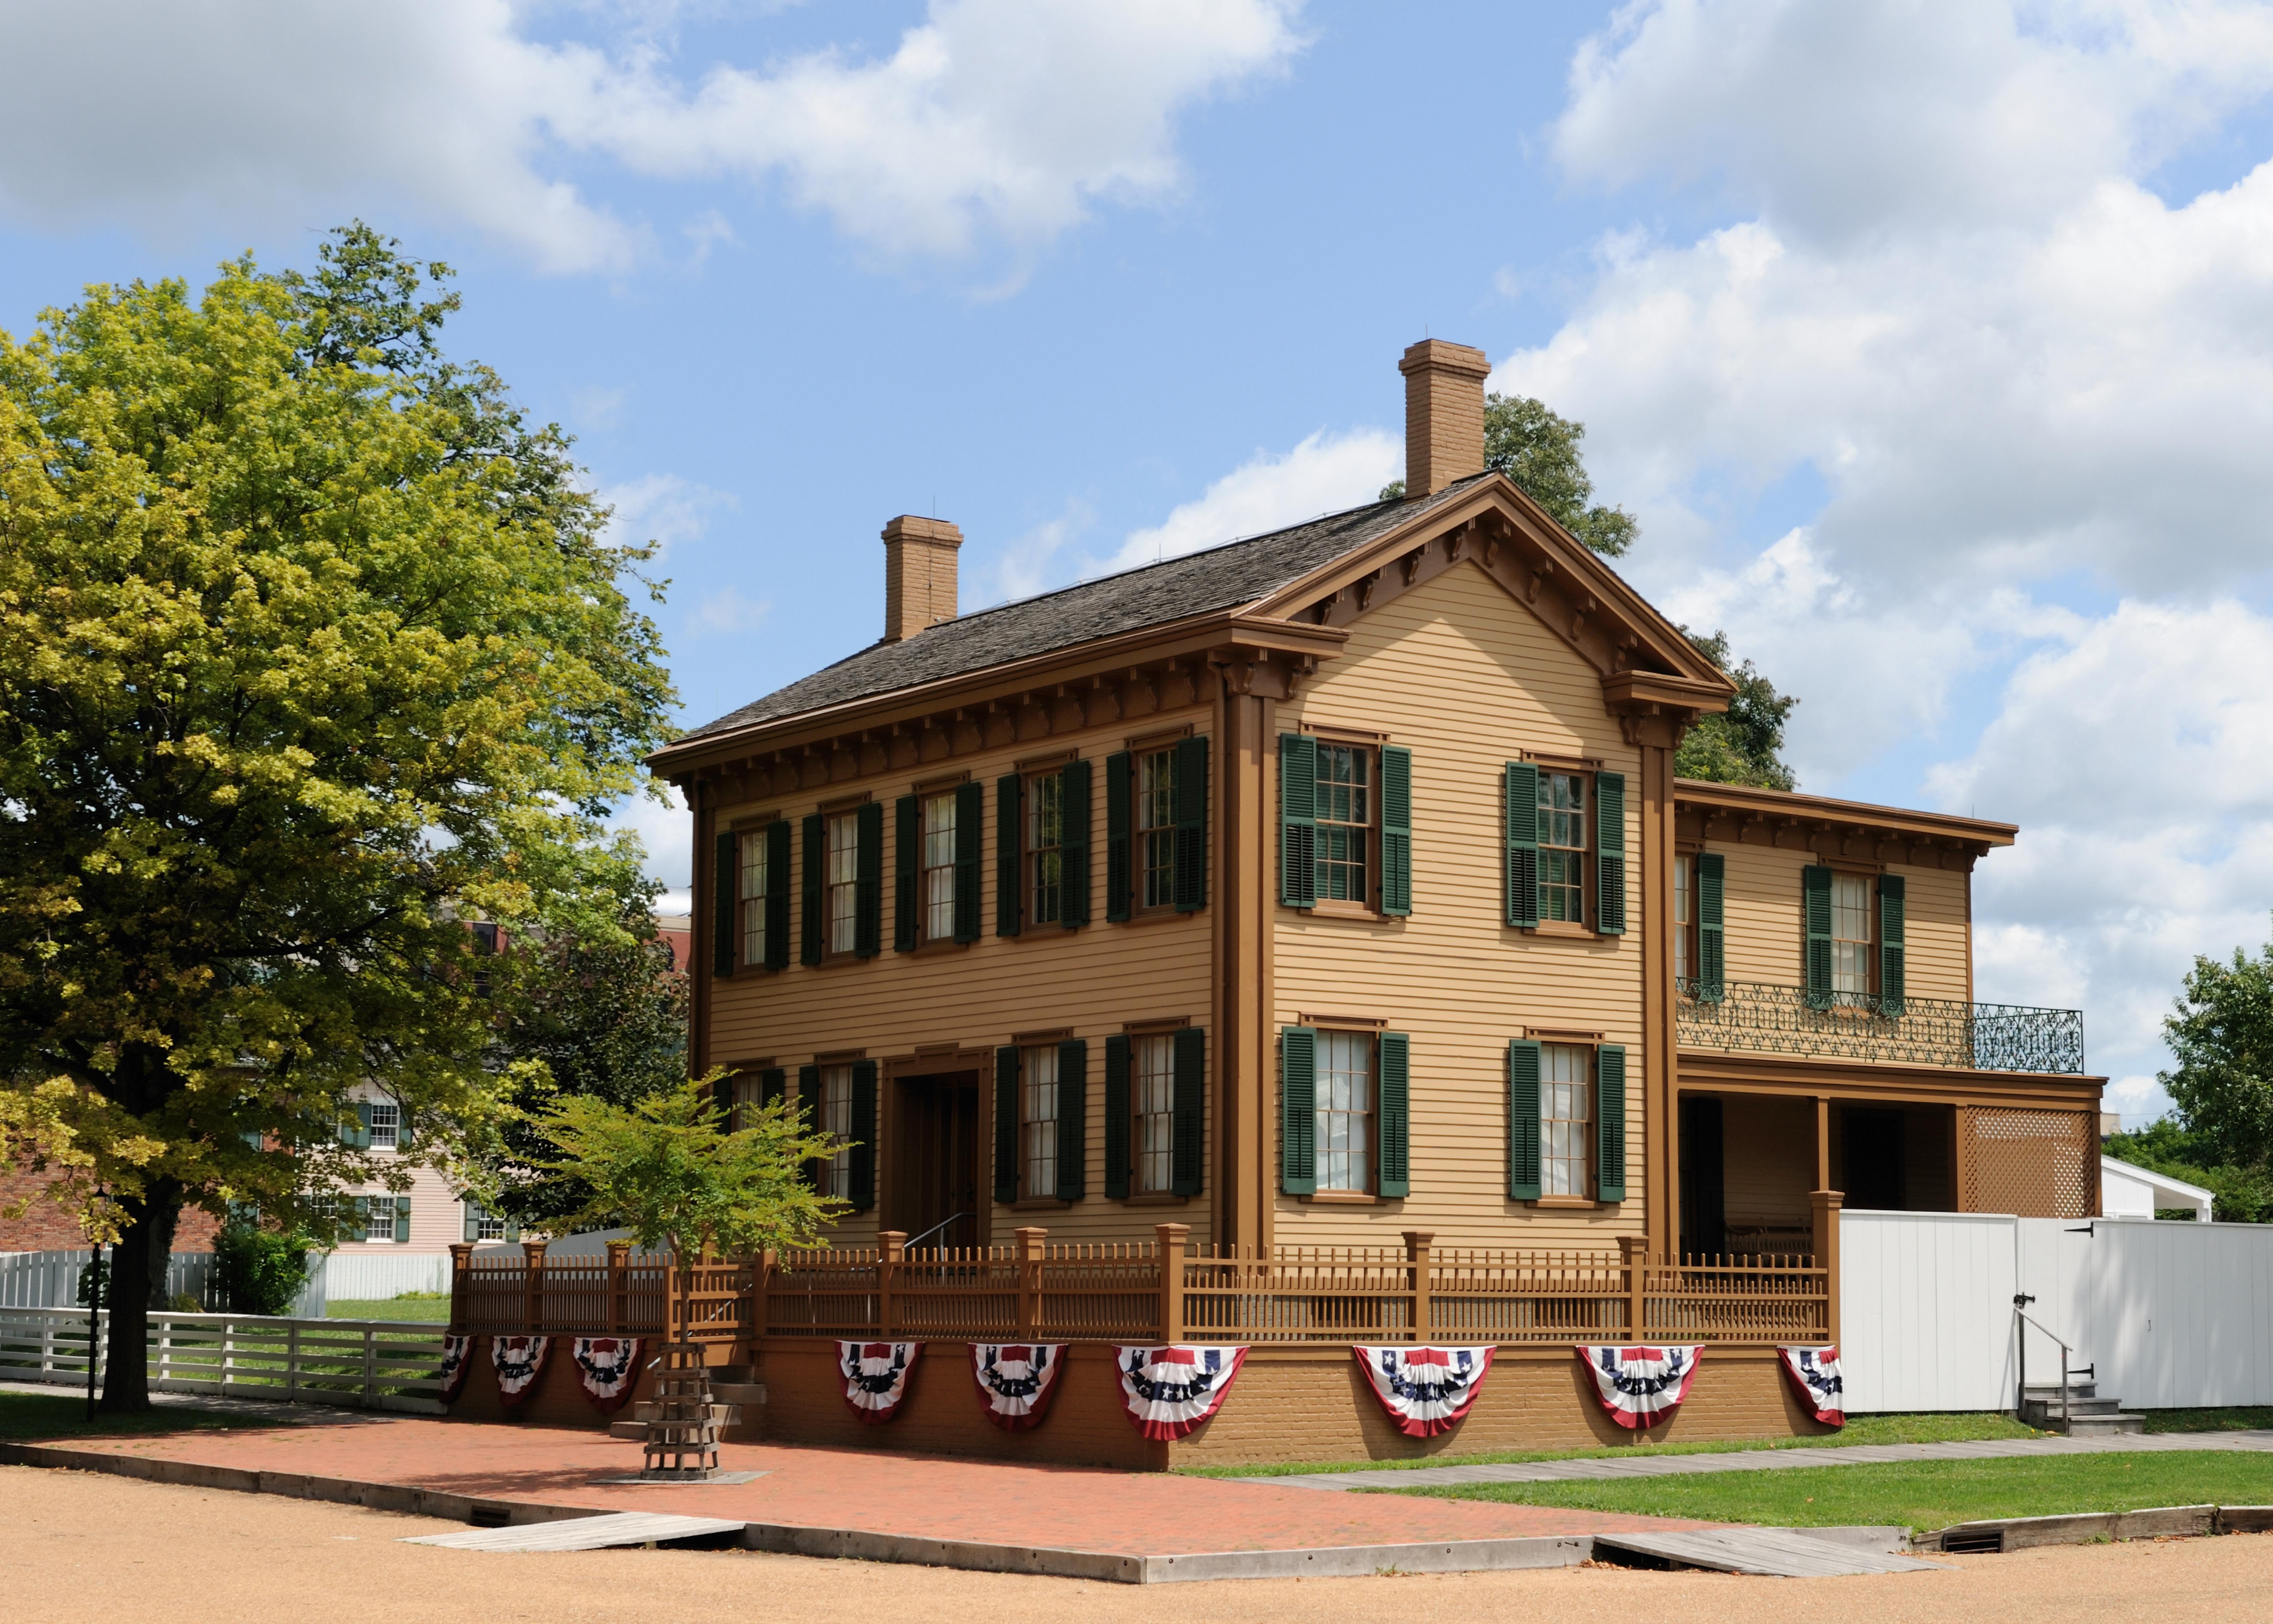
[46,1416,1707,1554]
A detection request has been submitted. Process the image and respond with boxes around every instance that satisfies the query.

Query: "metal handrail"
[2014,1299,2081,1431]
[903,1212,970,1254]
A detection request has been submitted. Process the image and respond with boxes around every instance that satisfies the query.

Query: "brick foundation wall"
[443,1335,682,1429]
[0,1167,222,1253]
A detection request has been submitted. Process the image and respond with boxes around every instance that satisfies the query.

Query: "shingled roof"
[677,475,1490,744]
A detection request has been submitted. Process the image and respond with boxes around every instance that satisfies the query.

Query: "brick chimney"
[1398,339,1492,497]
[881,515,962,642]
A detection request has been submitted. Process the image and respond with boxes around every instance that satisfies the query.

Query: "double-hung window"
[921,792,957,941]
[1830,871,1874,1003]
[1540,1045,1594,1198]
[366,1100,400,1151]
[1137,748,1177,910]
[825,812,859,954]
[1133,1033,1176,1195]
[1021,1043,1060,1196]
[1313,745,1371,904]
[1316,1030,1375,1193]
[1673,853,1694,983]
[1538,771,1588,924]
[740,827,771,967]
[817,1063,854,1197]
[1027,772,1064,927]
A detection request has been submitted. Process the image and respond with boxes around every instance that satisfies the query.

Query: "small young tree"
[531,1077,846,1339]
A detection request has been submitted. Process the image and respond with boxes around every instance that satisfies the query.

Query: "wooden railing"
[448,1241,749,1343]
[0,1306,450,1412]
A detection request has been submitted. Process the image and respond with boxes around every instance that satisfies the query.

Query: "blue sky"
[6,0,2273,1122]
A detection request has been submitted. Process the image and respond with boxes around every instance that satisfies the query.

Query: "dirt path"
[7,1464,2271,1624]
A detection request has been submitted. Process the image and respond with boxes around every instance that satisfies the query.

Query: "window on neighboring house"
[1021,1043,1060,1196]
[1831,872,1875,1002]
[1136,748,1177,909]
[922,792,958,940]
[1027,771,1064,927]
[740,826,771,967]
[1674,853,1694,983]
[464,1202,511,1243]
[1541,1044,1594,1198]
[1133,1033,1176,1195]
[1538,771,1589,924]
[1316,1029,1375,1193]
[817,1063,854,1198]
[361,1196,406,1244]
[1314,744,1372,903]
[825,812,859,954]
[367,1100,400,1151]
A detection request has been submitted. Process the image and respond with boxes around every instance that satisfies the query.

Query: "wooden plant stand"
[640,1342,721,1481]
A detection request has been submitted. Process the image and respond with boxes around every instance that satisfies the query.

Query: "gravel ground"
[6,1463,2271,1623]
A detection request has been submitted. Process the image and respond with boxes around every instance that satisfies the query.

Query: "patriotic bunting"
[437,1334,474,1403]
[1778,1345,1846,1427]
[1352,1345,1496,1437]
[971,1343,1067,1432]
[1578,1344,1700,1429]
[1115,1345,1247,1440]
[838,1341,920,1423]
[492,1335,551,1406]
[571,1336,647,1412]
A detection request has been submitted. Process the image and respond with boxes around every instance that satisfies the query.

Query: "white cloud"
[1098,427,1399,576]
[987,502,1092,605]
[600,472,735,557]
[0,0,1303,271]
[684,584,772,637]
[611,782,692,899]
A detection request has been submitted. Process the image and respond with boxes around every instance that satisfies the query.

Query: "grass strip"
[325,1299,453,1322]
[1376,1450,2273,1531]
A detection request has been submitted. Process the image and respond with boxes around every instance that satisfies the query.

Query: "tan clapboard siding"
[708,709,1215,1249]
[1895,862,1970,1004]
[1273,560,1647,1248]
[1719,1094,1816,1235]
[1717,847,1972,1006]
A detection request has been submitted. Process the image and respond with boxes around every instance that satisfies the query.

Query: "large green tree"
[0,226,675,1408]
[1675,629,1800,789]
[2156,929,2273,1182]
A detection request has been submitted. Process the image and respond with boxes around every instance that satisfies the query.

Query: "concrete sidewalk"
[1263,1428,2273,1492]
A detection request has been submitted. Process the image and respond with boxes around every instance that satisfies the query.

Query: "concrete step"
[2023,1382,2099,1402]
[607,1419,645,1441]
[2023,1397,2126,1423]
[711,1382,767,1407]
[2059,1413,2146,1437]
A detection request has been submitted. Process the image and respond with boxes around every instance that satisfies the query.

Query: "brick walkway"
[1268,1429,2273,1491]
[26,1414,1705,1557]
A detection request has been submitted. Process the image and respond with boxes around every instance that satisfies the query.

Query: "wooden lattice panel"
[1962,1107,2097,1218]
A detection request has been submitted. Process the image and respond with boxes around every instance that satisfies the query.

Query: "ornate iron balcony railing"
[1675,979,2086,1075]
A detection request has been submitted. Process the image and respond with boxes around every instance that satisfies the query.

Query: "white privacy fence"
[1841,1210,2273,1413]
[0,1306,446,1413]
[0,1249,326,1318]
[320,1251,451,1300]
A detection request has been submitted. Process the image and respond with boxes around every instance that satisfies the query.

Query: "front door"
[891,1071,982,1251]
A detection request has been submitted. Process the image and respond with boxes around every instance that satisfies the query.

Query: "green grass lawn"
[0,1389,282,1444]
[326,1297,451,1322]
[2144,1407,2273,1433]
[1180,1410,2047,1478]
[1380,1450,2273,1532]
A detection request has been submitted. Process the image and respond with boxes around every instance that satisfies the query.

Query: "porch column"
[523,1239,547,1336]
[448,1243,472,1330]
[1814,1096,1832,1193]
[1809,1188,1843,1345]
[1209,673,1275,1253]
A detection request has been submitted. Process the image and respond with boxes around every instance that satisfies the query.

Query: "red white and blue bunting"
[1578,1344,1700,1429]
[1114,1345,1248,1440]
[1352,1345,1496,1438]
[838,1341,921,1424]
[492,1335,551,1406]
[1778,1345,1846,1427]
[971,1343,1067,1432]
[571,1336,646,1413]
[437,1334,474,1403]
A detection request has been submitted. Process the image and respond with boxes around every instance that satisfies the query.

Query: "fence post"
[1014,1227,1047,1340]
[751,1249,774,1343]
[448,1243,472,1331]
[1810,1188,1843,1345]
[286,1320,301,1402]
[362,1326,378,1408]
[155,1314,172,1392]
[1621,1235,1647,1341]
[1155,1223,1189,1345]
[877,1233,905,1340]
[523,1239,548,1336]
[605,1240,631,1333]
[1404,1231,1434,1344]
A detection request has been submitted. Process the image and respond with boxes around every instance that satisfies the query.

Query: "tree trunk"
[98,1179,182,1413]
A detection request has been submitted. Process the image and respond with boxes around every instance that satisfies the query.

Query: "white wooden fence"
[319,1251,452,1301]
[0,1307,446,1413]
[1841,1210,2273,1413]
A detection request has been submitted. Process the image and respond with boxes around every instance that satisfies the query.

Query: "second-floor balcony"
[1676,980,2087,1076]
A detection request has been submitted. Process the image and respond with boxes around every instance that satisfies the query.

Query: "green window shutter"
[464,1205,481,1244]
[1595,769,1627,935]
[1056,1038,1088,1201]
[1279,733,1317,908]
[1596,1044,1627,1202]
[954,782,984,943]
[1507,1039,1542,1200]
[893,795,919,952]
[1104,751,1132,923]
[758,1067,786,1111]
[1060,758,1091,928]
[1103,1035,1132,1199]
[1172,1026,1206,1197]
[1803,865,1834,1008]
[848,1060,878,1211]
[993,1046,1020,1202]
[855,801,883,957]
[996,774,1023,937]
[397,1114,414,1152]
[764,819,792,970]
[1879,873,1907,1016]
[712,829,737,978]
[797,1064,822,1188]
[1379,745,1413,916]
[1377,1032,1410,1198]
[800,814,825,965]
[394,1197,412,1244]
[1173,735,1209,911]
[1280,1026,1317,1195]
[1504,762,1539,928]
[351,1103,373,1149]
[1696,851,1726,1002]
[712,1071,735,1128]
